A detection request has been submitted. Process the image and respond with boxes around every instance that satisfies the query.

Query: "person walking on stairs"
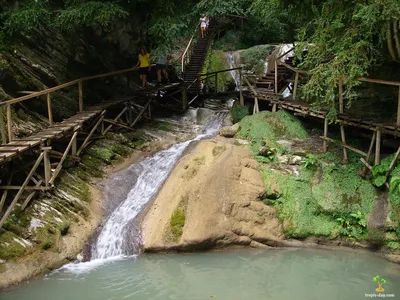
[135,47,151,89]
[200,14,207,38]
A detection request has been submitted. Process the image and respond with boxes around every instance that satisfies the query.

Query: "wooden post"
[253,97,260,114]
[293,72,299,100]
[272,103,277,113]
[78,80,83,112]
[0,152,44,229]
[340,125,348,163]
[339,78,344,114]
[72,137,77,155]
[274,61,278,94]
[182,85,188,111]
[43,147,51,188]
[77,114,105,156]
[362,132,376,176]
[47,93,53,126]
[215,73,218,94]
[0,107,6,144]
[375,129,381,165]
[397,86,400,126]
[148,102,152,119]
[50,131,78,184]
[323,117,328,152]
[6,104,13,142]
[239,69,244,106]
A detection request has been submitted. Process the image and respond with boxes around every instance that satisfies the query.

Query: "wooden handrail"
[277,47,295,60]
[181,29,198,74]
[0,67,139,107]
[201,67,242,77]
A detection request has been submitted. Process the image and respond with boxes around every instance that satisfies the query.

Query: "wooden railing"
[200,67,243,103]
[278,61,400,126]
[0,66,140,144]
[181,28,199,74]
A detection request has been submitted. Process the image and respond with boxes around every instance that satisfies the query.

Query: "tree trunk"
[393,21,400,59]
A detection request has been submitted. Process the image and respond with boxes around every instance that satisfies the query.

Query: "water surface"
[2,248,400,300]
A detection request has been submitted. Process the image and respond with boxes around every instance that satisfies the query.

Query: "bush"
[241,45,275,75]
[231,103,249,124]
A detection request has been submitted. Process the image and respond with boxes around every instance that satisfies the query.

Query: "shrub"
[231,103,249,124]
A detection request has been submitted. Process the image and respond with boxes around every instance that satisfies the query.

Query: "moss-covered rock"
[238,110,308,155]
[203,49,235,92]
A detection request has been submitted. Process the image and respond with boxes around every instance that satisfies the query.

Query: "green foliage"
[202,49,235,92]
[260,149,377,239]
[303,154,319,170]
[3,7,51,36]
[195,0,246,18]
[56,2,128,32]
[231,102,249,124]
[241,45,275,75]
[238,110,308,155]
[294,1,400,115]
[336,211,367,239]
[388,241,400,250]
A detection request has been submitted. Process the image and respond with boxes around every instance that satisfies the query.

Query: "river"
[2,248,400,299]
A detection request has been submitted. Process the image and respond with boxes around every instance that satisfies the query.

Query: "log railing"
[200,67,243,95]
[0,66,140,145]
[278,62,400,126]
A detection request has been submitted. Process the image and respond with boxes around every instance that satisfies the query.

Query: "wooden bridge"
[0,66,189,228]
[240,47,400,183]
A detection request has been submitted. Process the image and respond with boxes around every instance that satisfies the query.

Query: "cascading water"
[226,52,240,90]
[91,109,227,260]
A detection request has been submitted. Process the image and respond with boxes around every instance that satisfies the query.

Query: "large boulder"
[219,123,240,138]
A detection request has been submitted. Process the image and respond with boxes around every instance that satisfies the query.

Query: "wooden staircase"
[183,24,215,94]
[255,56,295,93]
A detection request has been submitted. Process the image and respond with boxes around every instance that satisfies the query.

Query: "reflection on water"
[2,248,400,300]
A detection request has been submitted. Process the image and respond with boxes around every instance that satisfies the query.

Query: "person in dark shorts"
[156,54,170,85]
[135,47,151,89]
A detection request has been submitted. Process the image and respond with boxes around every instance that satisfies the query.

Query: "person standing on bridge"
[200,14,207,38]
[156,53,171,85]
[135,47,151,89]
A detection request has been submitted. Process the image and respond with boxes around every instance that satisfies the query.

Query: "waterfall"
[91,110,227,260]
[226,52,240,90]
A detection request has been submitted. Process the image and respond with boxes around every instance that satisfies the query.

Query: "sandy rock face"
[141,138,284,251]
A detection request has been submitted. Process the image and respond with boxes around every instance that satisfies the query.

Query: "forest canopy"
[1,0,400,110]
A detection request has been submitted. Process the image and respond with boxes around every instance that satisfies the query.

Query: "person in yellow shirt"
[135,47,151,89]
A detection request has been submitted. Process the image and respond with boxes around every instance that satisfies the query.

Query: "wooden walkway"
[0,66,183,228]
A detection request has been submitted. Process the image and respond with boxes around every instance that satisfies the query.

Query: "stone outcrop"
[141,138,284,251]
[219,123,240,138]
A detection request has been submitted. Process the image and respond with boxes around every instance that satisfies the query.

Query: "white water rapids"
[227,52,241,90]
[92,110,226,259]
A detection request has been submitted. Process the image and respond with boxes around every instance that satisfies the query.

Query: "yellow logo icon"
[373,275,387,293]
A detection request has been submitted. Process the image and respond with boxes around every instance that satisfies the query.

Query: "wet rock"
[258,146,276,157]
[219,123,240,138]
[278,155,304,165]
